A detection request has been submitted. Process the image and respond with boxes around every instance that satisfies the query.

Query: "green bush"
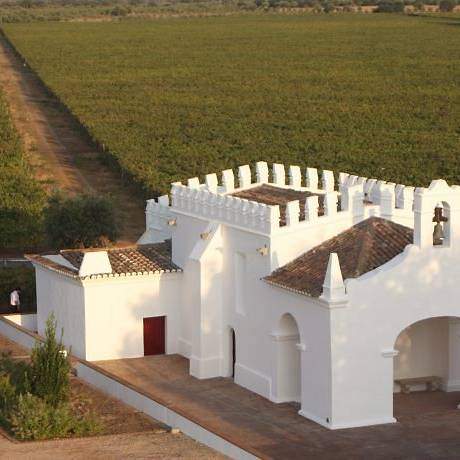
[0,266,36,310]
[0,352,32,395]
[9,392,100,441]
[376,0,404,11]
[0,315,101,440]
[30,315,71,407]
[0,374,17,424]
[439,0,456,11]
[44,193,120,249]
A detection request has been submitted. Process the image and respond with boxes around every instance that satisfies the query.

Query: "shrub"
[44,193,120,249]
[9,392,100,441]
[0,352,32,395]
[9,393,73,440]
[376,0,404,11]
[30,315,71,407]
[439,0,456,11]
[0,374,17,425]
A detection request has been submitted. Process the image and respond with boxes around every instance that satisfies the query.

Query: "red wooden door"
[143,316,166,356]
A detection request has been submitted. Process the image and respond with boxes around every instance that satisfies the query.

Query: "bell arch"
[390,315,460,419]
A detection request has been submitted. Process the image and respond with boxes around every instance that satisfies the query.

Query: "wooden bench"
[395,376,442,394]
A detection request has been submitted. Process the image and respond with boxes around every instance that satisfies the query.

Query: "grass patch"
[3,14,459,195]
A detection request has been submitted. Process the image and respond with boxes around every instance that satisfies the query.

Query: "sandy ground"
[0,33,146,250]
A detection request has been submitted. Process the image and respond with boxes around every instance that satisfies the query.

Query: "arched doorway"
[392,316,460,418]
[224,327,236,379]
[231,328,236,378]
[274,313,301,403]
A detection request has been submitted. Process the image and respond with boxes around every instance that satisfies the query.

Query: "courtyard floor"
[94,354,460,460]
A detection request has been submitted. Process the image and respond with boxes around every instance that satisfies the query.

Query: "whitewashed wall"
[4,313,37,331]
[83,273,183,361]
[35,266,86,358]
[329,244,460,429]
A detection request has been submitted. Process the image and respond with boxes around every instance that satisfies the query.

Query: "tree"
[30,314,71,408]
[376,0,405,11]
[439,0,456,11]
[44,193,120,249]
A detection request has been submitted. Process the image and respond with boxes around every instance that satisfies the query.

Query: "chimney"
[79,251,112,277]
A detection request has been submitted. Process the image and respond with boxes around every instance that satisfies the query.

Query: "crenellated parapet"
[143,162,418,238]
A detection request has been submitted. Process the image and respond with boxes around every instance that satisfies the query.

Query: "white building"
[27,161,460,430]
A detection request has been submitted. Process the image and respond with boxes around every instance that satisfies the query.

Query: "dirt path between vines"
[0,33,145,248]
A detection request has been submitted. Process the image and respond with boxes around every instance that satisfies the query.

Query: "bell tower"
[414,180,460,249]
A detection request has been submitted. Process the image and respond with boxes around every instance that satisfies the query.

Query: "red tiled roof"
[27,241,181,278]
[264,217,413,297]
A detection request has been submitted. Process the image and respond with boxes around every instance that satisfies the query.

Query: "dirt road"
[0,33,146,246]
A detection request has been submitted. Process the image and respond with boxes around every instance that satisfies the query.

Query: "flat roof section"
[231,184,325,225]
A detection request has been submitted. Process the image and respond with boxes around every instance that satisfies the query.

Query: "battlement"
[145,162,418,236]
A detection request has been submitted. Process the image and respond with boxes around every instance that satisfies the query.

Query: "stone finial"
[158,195,169,206]
[379,183,396,216]
[188,177,200,189]
[306,167,318,190]
[289,166,301,189]
[256,161,269,183]
[320,253,347,303]
[79,251,112,277]
[222,169,235,192]
[338,172,349,186]
[267,205,281,231]
[285,200,300,225]
[322,170,335,192]
[400,186,415,210]
[324,192,338,216]
[238,165,251,189]
[205,173,218,193]
[364,179,377,202]
[305,195,319,221]
[273,163,286,186]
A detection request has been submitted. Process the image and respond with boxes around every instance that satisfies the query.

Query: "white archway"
[273,313,301,403]
[392,315,460,418]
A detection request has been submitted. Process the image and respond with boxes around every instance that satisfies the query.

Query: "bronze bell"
[432,204,448,246]
[433,222,445,246]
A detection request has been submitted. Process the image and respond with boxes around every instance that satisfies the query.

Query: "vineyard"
[3,14,460,196]
[0,90,45,249]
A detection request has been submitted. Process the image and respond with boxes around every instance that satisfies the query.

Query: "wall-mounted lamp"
[167,218,177,226]
[256,245,268,256]
[200,232,210,240]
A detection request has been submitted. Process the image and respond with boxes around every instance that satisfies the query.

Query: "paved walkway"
[94,354,460,460]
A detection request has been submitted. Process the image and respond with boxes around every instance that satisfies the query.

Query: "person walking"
[10,287,21,313]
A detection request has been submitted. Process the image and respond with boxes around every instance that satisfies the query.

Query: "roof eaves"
[263,278,316,298]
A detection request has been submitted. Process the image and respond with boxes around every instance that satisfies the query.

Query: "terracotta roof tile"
[27,241,181,278]
[264,217,413,297]
[231,184,328,225]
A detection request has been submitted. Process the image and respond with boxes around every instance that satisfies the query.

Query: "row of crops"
[0,91,45,250]
[2,14,460,197]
